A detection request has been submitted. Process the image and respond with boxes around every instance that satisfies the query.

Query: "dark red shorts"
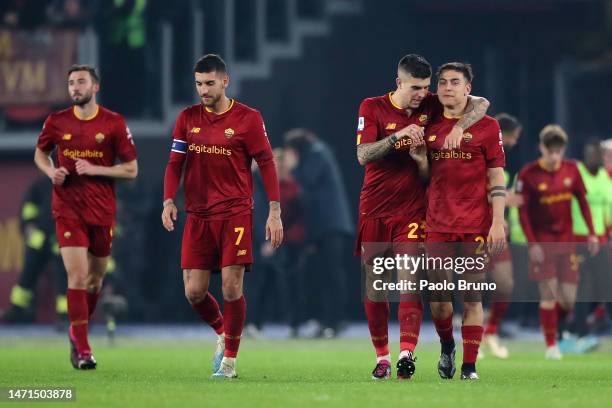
[354,213,425,261]
[425,231,492,273]
[181,213,253,271]
[55,217,113,257]
[529,246,579,284]
[493,247,512,264]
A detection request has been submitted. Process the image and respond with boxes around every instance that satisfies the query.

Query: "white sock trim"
[376,354,391,363]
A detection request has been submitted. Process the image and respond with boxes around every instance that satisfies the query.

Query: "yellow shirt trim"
[443,111,462,120]
[205,98,235,115]
[73,105,99,121]
[388,92,403,110]
[538,159,561,172]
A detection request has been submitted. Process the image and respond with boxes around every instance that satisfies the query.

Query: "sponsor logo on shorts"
[63,149,104,159]
[189,143,231,156]
[95,133,105,143]
[237,249,247,256]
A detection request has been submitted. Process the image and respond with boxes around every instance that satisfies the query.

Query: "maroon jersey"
[165,100,276,220]
[517,159,594,242]
[425,114,505,233]
[36,105,137,226]
[357,92,442,218]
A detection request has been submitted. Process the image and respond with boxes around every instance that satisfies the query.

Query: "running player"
[34,64,138,369]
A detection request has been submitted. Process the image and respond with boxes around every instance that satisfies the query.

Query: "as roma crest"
[224,128,235,139]
[95,133,105,143]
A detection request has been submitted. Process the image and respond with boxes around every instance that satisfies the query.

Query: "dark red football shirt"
[164,100,279,220]
[425,114,505,234]
[36,105,137,226]
[517,159,595,242]
[357,92,442,219]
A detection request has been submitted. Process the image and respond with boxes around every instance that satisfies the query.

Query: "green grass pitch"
[1,337,611,407]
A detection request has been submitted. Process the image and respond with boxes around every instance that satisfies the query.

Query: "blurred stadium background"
[0,0,611,339]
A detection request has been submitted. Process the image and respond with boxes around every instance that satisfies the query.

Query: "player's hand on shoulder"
[443,126,463,150]
[50,166,69,185]
[161,199,178,232]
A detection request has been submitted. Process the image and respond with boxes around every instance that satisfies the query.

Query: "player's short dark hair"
[194,54,227,74]
[539,124,568,148]
[436,62,474,83]
[67,64,100,84]
[284,128,317,152]
[397,54,432,79]
[495,113,521,134]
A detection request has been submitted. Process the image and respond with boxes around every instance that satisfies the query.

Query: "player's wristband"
[163,199,174,207]
[388,133,398,146]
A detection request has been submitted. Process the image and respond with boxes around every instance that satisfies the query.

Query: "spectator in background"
[96,0,148,117]
[246,148,305,338]
[284,128,354,338]
[1,0,49,29]
[46,0,90,29]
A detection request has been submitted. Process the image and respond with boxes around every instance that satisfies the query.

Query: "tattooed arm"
[357,124,424,166]
[356,133,398,166]
[443,96,490,150]
[457,96,490,130]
